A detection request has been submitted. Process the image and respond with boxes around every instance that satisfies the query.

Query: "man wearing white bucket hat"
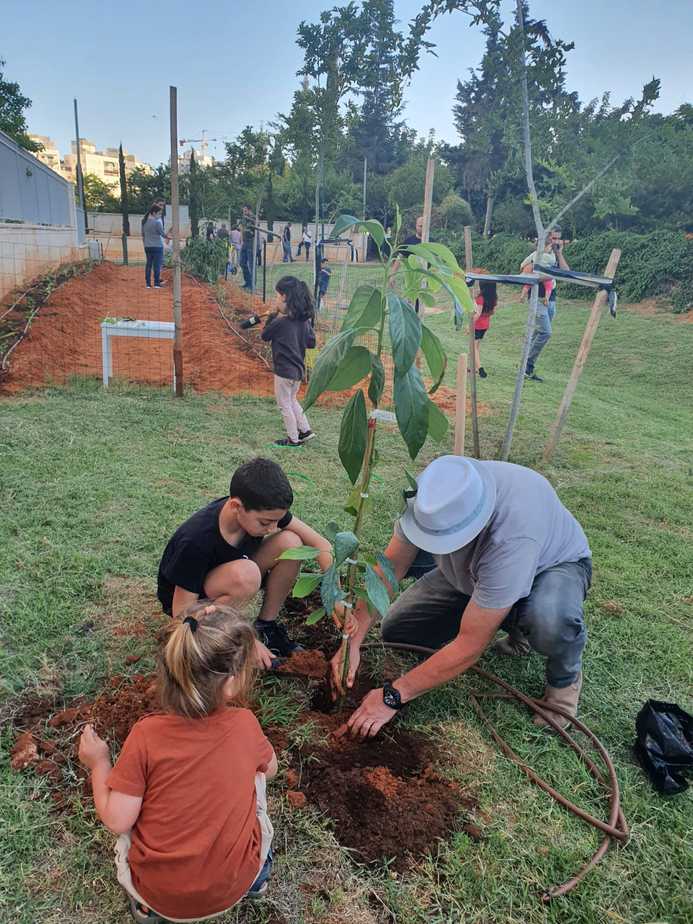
[332,455,592,738]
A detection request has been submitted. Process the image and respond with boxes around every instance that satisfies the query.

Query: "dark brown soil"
[10,617,481,866]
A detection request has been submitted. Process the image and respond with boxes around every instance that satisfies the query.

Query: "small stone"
[287,790,307,809]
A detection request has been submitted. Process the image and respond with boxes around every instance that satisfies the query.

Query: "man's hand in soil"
[329,633,362,700]
[79,724,111,770]
[254,639,276,670]
[345,688,398,738]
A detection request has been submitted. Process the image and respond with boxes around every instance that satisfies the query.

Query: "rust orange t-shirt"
[107,707,273,920]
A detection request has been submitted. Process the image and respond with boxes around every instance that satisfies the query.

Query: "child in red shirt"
[79,603,277,923]
[473,278,498,379]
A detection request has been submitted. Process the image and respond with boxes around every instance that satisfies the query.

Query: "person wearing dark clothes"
[206,222,215,241]
[141,205,170,288]
[302,228,312,262]
[157,458,332,663]
[240,206,255,289]
[317,258,331,309]
[261,276,317,447]
[472,276,498,379]
[398,214,425,313]
[281,223,293,263]
[217,224,229,241]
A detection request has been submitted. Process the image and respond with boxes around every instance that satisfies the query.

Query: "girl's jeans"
[145,247,164,287]
[274,375,310,442]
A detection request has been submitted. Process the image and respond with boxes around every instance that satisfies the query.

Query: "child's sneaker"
[274,437,301,448]
[298,429,316,442]
[255,619,303,658]
[128,898,166,923]
[478,367,488,379]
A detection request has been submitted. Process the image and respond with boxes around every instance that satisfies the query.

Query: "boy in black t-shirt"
[157,458,332,667]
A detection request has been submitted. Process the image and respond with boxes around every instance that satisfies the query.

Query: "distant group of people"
[281,223,313,263]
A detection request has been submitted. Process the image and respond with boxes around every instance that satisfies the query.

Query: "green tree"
[188,151,201,239]
[0,58,41,151]
[82,174,120,212]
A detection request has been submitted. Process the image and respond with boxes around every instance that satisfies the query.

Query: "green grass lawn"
[1,290,691,924]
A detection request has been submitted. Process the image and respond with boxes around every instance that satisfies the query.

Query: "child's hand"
[79,724,111,770]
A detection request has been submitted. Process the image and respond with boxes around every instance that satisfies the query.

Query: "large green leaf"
[292,572,323,598]
[306,607,326,625]
[421,325,447,393]
[326,346,372,391]
[320,565,344,614]
[341,285,378,330]
[376,553,400,594]
[404,241,459,271]
[365,565,390,619]
[303,328,357,411]
[428,399,449,443]
[362,220,385,248]
[331,214,360,239]
[278,545,321,561]
[334,530,359,567]
[387,292,421,373]
[368,354,385,406]
[338,389,368,483]
[393,365,429,460]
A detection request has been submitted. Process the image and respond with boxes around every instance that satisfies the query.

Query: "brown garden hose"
[361,642,629,901]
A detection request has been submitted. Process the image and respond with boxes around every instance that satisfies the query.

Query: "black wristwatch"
[382,681,404,711]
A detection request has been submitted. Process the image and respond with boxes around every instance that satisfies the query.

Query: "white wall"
[0,224,85,301]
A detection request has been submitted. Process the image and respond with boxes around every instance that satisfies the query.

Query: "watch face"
[383,684,402,710]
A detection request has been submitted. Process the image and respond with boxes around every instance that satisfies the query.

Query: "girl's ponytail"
[275,275,315,323]
[159,603,256,719]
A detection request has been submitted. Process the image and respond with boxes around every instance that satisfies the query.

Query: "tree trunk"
[482,191,494,237]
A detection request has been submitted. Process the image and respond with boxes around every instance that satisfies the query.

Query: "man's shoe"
[478,367,488,379]
[298,429,316,442]
[255,619,303,658]
[492,633,531,657]
[274,437,301,448]
[525,372,544,382]
[534,673,583,730]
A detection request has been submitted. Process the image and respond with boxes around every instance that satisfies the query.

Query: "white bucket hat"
[399,455,496,555]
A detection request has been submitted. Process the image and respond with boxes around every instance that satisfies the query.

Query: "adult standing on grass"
[282,223,293,263]
[240,206,256,289]
[141,205,170,289]
[331,455,592,737]
[230,224,242,270]
[520,228,570,382]
[302,227,312,262]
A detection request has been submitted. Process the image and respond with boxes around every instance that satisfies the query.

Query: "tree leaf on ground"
[421,325,447,393]
[338,390,368,484]
[388,292,421,373]
[326,346,372,391]
[303,328,358,410]
[278,546,321,561]
[428,399,449,443]
[368,354,385,406]
[394,365,429,459]
[365,565,391,619]
[334,530,359,567]
[292,573,323,598]
[306,607,326,625]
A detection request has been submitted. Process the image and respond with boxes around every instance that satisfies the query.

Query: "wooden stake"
[169,86,184,397]
[464,225,480,458]
[421,157,435,244]
[543,249,621,462]
[454,352,468,456]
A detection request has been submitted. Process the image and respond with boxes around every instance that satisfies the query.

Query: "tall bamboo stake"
[464,226,480,457]
[543,249,621,462]
[169,86,184,397]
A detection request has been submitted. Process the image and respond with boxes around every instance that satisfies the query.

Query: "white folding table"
[100,319,176,391]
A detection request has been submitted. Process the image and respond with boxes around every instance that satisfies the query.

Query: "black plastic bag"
[634,700,693,795]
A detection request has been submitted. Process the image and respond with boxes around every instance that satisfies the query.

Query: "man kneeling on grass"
[158,458,332,668]
[331,456,592,737]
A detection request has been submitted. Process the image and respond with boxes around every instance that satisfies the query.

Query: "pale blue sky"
[3,0,691,166]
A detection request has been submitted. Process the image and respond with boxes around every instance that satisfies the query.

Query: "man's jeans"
[240,244,253,288]
[282,241,292,263]
[526,302,553,373]
[144,246,164,287]
[382,559,592,688]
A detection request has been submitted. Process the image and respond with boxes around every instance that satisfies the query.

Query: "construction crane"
[178,130,230,160]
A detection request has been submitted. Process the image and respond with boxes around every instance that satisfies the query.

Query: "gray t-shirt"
[396,461,591,610]
[142,216,165,248]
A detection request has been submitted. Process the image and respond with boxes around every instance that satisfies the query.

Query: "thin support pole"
[169,86,184,397]
[543,249,621,462]
[454,352,468,455]
[73,99,87,233]
[464,226,480,458]
[262,240,267,303]
[421,157,435,244]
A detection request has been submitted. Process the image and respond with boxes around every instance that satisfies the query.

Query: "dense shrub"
[448,230,693,313]
[180,238,229,284]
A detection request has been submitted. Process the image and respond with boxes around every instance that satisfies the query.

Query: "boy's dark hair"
[275,275,315,323]
[229,458,293,511]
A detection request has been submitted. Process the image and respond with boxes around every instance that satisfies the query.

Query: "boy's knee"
[235,559,263,596]
[274,530,303,552]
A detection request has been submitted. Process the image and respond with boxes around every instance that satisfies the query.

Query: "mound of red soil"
[276,648,328,680]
